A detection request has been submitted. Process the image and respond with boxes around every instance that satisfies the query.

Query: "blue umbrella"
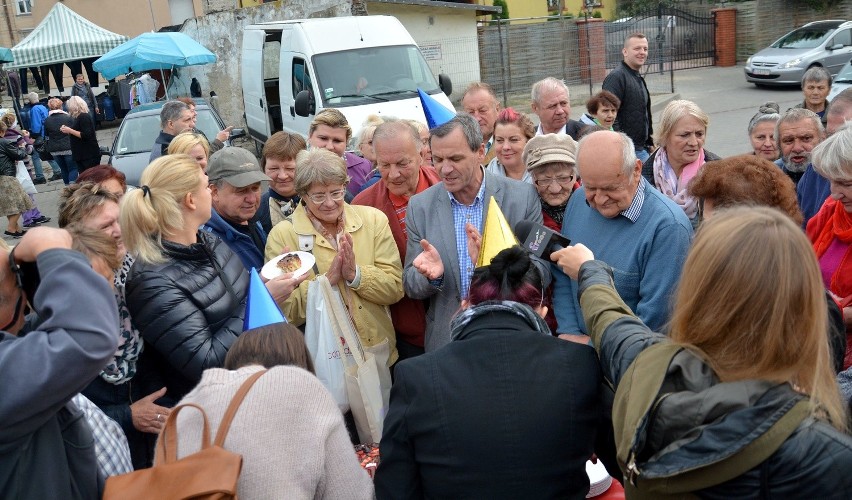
[0,47,13,64]
[93,32,216,97]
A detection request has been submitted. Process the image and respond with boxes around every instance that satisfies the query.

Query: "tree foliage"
[491,0,509,25]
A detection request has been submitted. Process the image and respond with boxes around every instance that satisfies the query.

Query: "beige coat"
[265,203,403,364]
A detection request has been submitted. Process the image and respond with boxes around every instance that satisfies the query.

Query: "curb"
[651,93,680,113]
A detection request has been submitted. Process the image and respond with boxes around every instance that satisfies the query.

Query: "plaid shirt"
[449,178,487,299]
[72,394,133,478]
[620,177,647,223]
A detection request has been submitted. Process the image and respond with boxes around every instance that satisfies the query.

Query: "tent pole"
[160,67,168,99]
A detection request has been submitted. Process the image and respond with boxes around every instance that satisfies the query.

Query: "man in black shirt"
[603,32,653,162]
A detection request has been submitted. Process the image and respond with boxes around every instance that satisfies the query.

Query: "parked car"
[828,59,852,101]
[745,20,852,86]
[106,98,244,186]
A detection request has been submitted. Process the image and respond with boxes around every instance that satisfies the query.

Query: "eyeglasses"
[306,189,346,204]
[534,175,575,188]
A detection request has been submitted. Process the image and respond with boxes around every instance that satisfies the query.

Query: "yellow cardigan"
[265,203,404,364]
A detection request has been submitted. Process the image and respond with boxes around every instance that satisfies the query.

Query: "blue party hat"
[418,88,455,129]
[243,268,287,331]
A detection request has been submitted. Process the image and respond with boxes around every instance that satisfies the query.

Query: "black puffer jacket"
[43,112,73,153]
[603,62,653,150]
[577,261,852,498]
[127,231,248,406]
[0,138,26,176]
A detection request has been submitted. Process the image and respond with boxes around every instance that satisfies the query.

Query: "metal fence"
[469,7,715,107]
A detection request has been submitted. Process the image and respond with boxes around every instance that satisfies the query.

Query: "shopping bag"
[304,278,351,413]
[319,276,391,443]
[15,161,36,195]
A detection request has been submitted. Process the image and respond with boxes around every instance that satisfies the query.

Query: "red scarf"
[807,198,852,300]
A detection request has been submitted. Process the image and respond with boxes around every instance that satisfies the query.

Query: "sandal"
[4,230,24,238]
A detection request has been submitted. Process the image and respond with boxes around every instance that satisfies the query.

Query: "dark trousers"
[396,337,425,362]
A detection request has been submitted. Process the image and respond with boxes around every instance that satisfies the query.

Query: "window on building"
[15,0,33,15]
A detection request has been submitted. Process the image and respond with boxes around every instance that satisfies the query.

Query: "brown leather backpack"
[103,370,267,499]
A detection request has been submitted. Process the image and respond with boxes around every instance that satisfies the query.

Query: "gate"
[605,6,716,73]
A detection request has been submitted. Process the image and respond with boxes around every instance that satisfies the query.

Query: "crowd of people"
[4,29,852,499]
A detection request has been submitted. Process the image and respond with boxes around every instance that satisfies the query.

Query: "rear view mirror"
[294,90,314,117]
[439,74,453,96]
[830,44,844,51]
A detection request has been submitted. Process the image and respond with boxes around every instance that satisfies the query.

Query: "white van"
[241,15,455,147]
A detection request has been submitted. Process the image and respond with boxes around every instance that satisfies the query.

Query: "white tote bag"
[304,278,351,413]
[15,161,36,195]
[318,276,391,443]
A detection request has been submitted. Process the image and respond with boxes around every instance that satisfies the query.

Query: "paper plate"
[586,460,613,498]
[261,251,315,280]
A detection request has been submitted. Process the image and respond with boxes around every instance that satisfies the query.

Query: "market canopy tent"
[93,32,217,80]
[0,48,12,64]
[5,3,128,69]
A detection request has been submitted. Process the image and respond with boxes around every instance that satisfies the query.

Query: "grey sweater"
[0,249,118,499]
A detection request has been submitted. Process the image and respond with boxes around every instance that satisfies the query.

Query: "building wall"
[172,0,350,129]
[365,3,479,101]
[501,0,548,23]
[561,0,616,21]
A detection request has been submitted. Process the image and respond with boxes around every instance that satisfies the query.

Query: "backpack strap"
[213,369,268,446]
[653,398,809,493]
[156,403,212,464]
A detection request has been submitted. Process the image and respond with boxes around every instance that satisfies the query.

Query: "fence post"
[712,7,737,67]
[497,19,508,107]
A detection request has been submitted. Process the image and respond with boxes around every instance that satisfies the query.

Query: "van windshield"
[772,27,834,49]
[313,45,442,106]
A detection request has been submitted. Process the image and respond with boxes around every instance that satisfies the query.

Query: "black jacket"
[0,138,26,176]
[69,113,100,165]
[603,62,653,150]
[127,231,248,407]
[44,112,74,153]
[577,260,852,498]
[375,309,602,499]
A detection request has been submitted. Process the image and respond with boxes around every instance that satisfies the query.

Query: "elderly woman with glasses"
[264,148,404,365]
[523,133,579,233]
[522,133,579,334]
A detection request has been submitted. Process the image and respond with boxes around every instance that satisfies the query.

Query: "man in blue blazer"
[403,114,550,351]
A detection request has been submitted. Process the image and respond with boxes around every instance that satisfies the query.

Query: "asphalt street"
[4,64,806,244]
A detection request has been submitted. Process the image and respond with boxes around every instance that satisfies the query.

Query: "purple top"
[345,151,373,195]
[819,238,849,289]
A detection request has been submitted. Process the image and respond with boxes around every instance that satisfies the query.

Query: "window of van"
[312,45,441,107]
[832,29,851,47]
[292,58,313,97]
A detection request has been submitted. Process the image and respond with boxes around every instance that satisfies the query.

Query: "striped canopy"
[6,3,128,69]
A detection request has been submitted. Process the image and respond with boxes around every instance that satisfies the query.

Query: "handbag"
[305,277,352,413]
[103,370,267,500]
[34,135,51,160]
[317,275,391,443]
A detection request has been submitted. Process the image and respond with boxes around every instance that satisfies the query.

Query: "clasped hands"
[326,233,357,286]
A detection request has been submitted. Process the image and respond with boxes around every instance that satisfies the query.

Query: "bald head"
[577,131,642,219]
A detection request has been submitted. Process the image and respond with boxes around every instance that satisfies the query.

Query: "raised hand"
[130,387,171,433]
[465,223,482,266]
[550,243,595,281]
[413,239,444,281]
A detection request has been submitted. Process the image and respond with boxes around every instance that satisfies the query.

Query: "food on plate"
[277,253,302,274]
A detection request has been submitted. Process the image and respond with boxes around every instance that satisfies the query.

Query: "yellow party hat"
[476,196,519,268]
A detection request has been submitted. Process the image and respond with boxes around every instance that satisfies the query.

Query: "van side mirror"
[830,43,844,51]
[294,90,314,117]
[439,74,452,97]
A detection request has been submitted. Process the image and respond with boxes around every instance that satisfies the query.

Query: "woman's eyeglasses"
[534,175,575,188]
[306,190,346,204]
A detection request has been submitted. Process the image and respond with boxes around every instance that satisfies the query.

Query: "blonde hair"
[670,206,846,430]
[119,155,204,265]
[67,96,89,117]
[68,226,121,272]
[58,182,120,228]
[356,114,384,148]
[1,112,15,128]
[656,99,709,148]
[167,131,210,158]
[308,108,352,142]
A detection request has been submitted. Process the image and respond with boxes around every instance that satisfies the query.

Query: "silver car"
[829,60,852,101]
[745,20,852,86]
[107,99,243,186]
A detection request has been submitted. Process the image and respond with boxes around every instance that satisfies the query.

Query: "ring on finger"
[156,413,161,422]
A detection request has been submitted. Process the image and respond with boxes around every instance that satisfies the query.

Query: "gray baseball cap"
[206,147,271,187]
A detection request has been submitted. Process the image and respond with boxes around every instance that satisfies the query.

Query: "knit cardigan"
[167,365,374,500]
